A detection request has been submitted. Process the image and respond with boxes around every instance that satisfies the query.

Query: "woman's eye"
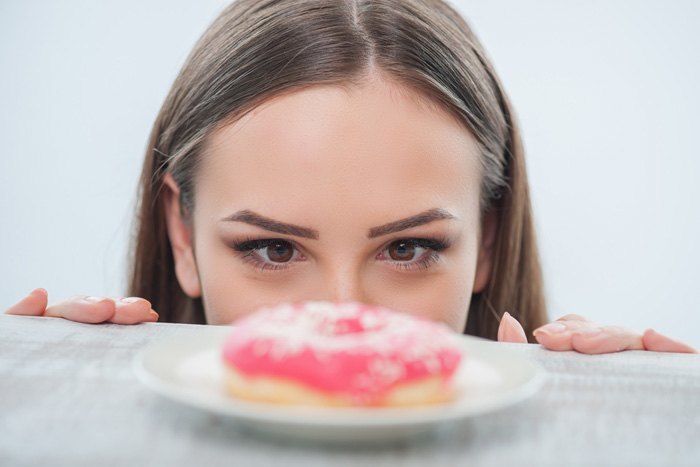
[262,240,295,263]
[379,238,449,271]
[231,238,302,270]
[387,240,424,261]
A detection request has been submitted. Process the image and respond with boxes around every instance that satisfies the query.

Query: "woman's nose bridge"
[322,264,366,303]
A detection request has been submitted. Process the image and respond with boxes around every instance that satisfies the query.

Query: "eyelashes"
[231,238,301,272]
[229,236,451,273]
[231,238,293,253]
[378,238,447,271]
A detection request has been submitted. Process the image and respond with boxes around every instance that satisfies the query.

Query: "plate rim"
[133,327,545,428]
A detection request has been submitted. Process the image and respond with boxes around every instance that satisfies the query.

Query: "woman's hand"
[497,312,697,354]
[5,288,158,324]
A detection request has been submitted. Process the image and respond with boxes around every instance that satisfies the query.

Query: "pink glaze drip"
[221,302,463,404]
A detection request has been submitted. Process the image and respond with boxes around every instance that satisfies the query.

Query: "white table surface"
[1,314,699,467]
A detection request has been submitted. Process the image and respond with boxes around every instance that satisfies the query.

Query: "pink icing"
[221,301,462,404]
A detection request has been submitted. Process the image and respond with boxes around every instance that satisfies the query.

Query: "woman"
[7,0,695,354]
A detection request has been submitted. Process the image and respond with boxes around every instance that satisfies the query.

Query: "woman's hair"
[128,0,547,341]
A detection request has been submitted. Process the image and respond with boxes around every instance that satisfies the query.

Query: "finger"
[533,322,573,351]
[533,319,592,351]
[44,296,116,324]
[110,297,159,325]
[570,326,643,354]
[5,288,49,316]
[497,312,528,343]
[555,314,590,323]
[642,329,697,354]
[532,313,596,351]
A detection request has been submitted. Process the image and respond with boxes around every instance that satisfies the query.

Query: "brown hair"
[128,0,547,341]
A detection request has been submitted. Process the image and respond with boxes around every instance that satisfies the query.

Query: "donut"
[221,301,463,407]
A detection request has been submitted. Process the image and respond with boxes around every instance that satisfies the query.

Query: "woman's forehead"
[196,78,482,226]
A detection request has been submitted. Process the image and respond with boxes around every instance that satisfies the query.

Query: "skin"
[5,75,696,354]
[167,75,488,330]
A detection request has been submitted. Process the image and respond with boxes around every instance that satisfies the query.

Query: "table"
[1,315,699,466]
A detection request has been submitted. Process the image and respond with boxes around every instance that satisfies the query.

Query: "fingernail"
[503,312,519,327]
[575,327,603,337]
[84,296,104,303]
[534,322,567,335]
[120,297,142,304]
[149,311,159,321]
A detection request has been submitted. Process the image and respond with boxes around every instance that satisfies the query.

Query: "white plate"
[134,326,544,443]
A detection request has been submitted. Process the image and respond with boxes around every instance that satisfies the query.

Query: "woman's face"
[165,75,495,330]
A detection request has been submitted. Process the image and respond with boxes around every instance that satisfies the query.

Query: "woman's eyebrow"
[221,210,319,239]
[221,208,456,240]
[367,208,456,238]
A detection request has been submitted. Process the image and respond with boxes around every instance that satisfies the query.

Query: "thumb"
[5,288,49,316]
[497,311,528,343]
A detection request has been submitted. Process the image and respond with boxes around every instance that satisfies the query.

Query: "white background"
[1,1,698,347]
